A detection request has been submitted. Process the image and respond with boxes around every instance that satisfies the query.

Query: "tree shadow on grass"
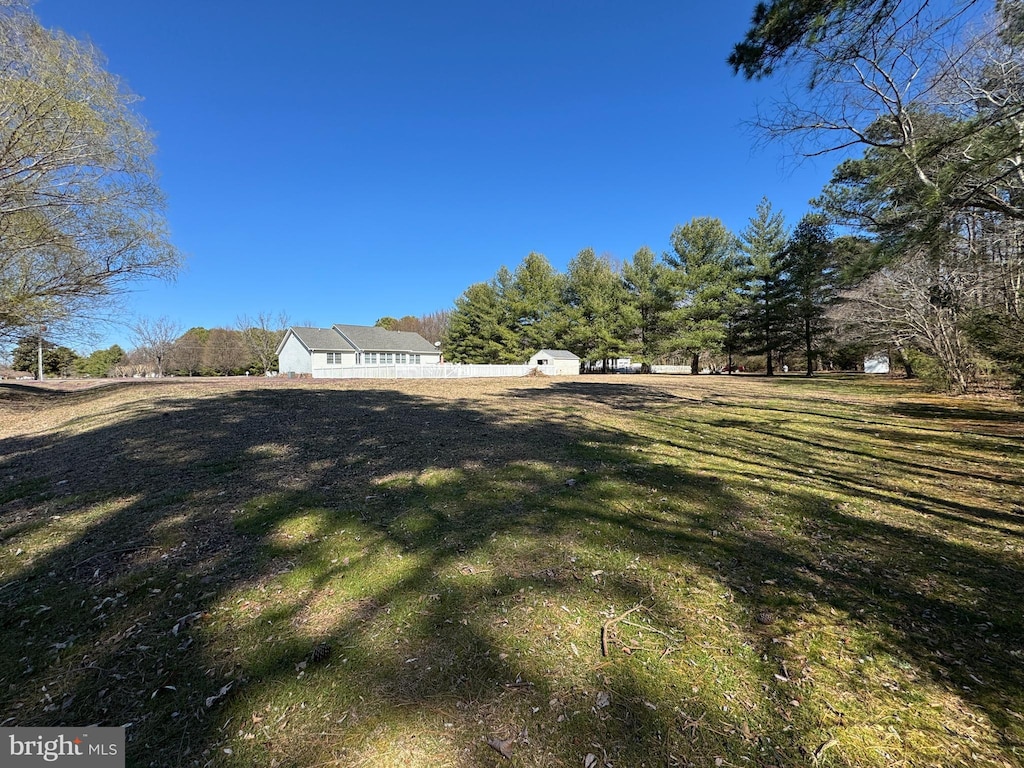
[508,378,1024,759]
[0,383,755,766]
[0,379,1021,766]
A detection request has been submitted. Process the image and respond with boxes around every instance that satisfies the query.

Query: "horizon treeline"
[444,199,865,376]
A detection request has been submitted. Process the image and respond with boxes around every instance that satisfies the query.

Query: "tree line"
[443,200,864,375]
[7,310,459,378]
[4,0,1022,394]
[726,0,1024,393]
[442,0,1024,394]
[8,314,289,378]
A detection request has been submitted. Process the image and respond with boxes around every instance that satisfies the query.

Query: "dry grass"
[0,374,1022,767]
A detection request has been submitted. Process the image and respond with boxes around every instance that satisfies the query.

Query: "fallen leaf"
[171,611,202,636]
[205,681,233,708]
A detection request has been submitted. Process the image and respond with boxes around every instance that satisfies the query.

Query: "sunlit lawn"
[0,374,1021,767]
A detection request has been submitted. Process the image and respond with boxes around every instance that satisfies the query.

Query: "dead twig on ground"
[71,544,157,569]
[601,597,651,656]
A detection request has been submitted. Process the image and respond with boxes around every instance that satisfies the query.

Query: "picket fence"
[311,364,558,379]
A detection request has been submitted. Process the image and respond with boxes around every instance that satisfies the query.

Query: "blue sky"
[34,0,842,350]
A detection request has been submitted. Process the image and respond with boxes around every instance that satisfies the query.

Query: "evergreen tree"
[11,334,78,377]
[11,334,50,374]
[785,213,839,375]
[562,249,628,370]
[74,344,124,377]
[665,217,743,373]
[621,246,675,373]
[739,198,791,375]
[508,252,563,357]
[444,281,518,363]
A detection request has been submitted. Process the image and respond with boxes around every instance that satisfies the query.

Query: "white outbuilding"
[864,352,891,374]
[527,349,581,376]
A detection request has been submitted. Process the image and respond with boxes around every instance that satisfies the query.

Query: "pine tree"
[665,217,744,373]
[508,253,563,358]
[739,198,791,375]
[444,281,518,363]
[785,213,838,375]
[621,246,675,372]
[562,249,628,370]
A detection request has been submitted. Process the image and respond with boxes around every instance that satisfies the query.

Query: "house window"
[366,352,376,364]
[326,352,344,364]
[397,353,407,364]
[355,353,362,365]
[383,353,393,364]
[412,354,421,364]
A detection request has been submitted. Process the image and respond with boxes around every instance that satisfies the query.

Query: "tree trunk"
[894,342,915,378]
[804,317,814,376]
[690,353,700,375]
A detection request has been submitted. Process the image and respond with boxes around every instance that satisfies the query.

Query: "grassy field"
[0,374,1022,767]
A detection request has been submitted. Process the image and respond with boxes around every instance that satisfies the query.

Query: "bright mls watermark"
[2,728,124,766]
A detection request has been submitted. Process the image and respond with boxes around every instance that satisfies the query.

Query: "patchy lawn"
[0,374,1022,767]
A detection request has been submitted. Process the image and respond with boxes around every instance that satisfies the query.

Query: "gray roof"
[334,325,438,353]
[287,326,355,352]
[535,349,580,360]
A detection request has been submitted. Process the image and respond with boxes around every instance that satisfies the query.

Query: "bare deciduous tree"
[166,327,207,376]
[201,328,248,375]
[131,316,181,377]
[235,312,289,374]
[0,1,182,339]
[382,311,451,344]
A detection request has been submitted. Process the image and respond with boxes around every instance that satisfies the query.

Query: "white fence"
[311,364,558,379]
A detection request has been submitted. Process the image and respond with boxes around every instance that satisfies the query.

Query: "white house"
[277,325,441,377]
[527,349,581,376]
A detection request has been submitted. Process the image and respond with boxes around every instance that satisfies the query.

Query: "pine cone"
[309,642,332,663]
[755,610,775,625]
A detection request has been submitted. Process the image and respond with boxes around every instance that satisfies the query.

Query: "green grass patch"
[0,375,1021,766]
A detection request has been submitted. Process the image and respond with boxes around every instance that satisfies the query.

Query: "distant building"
[864,352,890,374]
[276,325,441,377]
[527,349,581,376]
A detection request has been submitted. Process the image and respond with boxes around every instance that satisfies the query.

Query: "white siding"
[315,350,357,371]
[278,334,312,375]
[527,352,580,375]
[553,360,580,375]
[360,352,442,365]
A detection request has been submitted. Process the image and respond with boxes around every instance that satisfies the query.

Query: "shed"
[528,349,581,375]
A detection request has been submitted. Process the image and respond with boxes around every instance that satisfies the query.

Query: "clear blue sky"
[35,0,841,350]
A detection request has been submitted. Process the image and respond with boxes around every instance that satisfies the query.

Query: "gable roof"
[334,325,438,353]
[284,326,355,353]
[534,349,580,360]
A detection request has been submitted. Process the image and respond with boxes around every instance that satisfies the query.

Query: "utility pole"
[37,324,47,381]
